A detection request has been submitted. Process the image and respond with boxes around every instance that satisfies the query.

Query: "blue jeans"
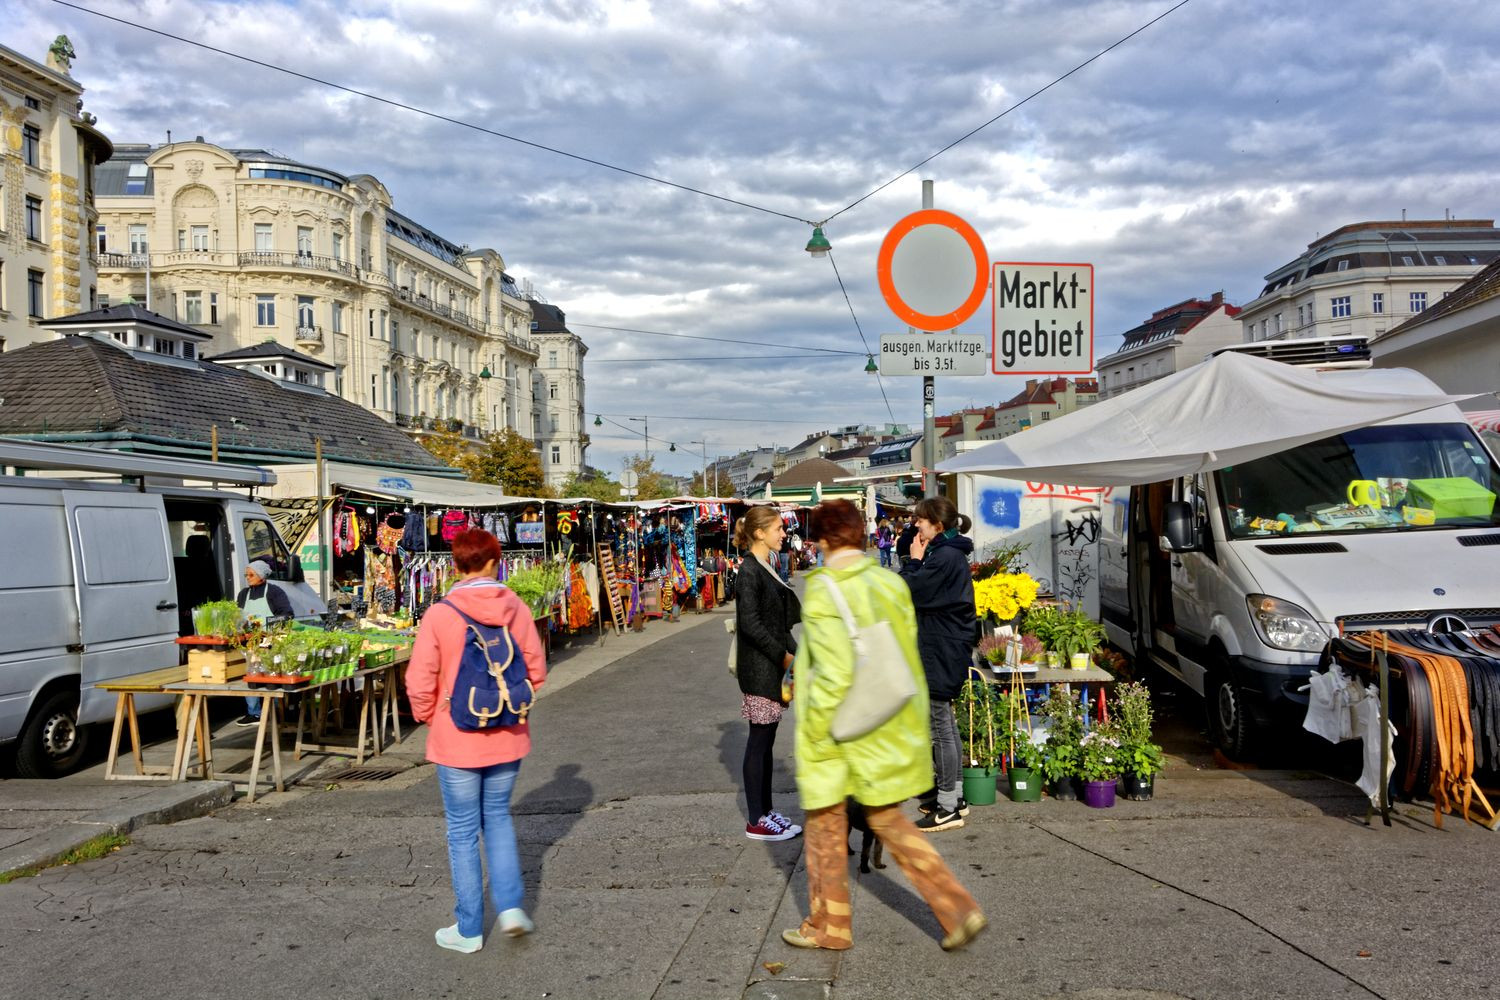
[245,696,262,718]
[437,760,524,937]
[929,700,960,812]
[879,547,892,568]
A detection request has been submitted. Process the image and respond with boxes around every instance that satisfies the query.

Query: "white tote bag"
[819,576,918,741]
[725,618,738,676]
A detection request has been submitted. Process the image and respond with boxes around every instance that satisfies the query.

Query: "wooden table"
[977,662,1117,719]
[161,682,288,802]
[291,657,406,766]
[98,666,191,781]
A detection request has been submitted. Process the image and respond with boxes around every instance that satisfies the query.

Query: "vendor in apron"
[234,559,293,727]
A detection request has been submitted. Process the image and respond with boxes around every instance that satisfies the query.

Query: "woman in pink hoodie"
[406,529,548,954]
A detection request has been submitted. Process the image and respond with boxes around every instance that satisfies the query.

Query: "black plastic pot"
[1120,772,1155,801]
[1047,776,1080,801]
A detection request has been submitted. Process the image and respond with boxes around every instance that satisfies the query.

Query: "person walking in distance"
[733,507,803,843]
[875,518,895,568]
[899,497,978,832]
[406,529,548,954]
[781,500,986,952]
[895,516,917,568]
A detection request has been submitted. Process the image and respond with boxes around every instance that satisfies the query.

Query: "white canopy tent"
[936,352,1477,486]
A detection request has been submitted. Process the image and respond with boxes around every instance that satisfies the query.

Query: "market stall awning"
[935,352,1477,486]
[1465,410,1500,434]
[279,461,547,507]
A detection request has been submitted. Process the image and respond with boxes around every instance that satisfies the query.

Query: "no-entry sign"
[991,262,1094,375]
[877,209,989,332]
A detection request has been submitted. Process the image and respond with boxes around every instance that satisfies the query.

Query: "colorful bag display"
[441,510,469,543]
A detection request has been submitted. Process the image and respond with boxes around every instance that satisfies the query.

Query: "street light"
[625,415,650,459]
[688,439,715,495]
[805,225,832,258]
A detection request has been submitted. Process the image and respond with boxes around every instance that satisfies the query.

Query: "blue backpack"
[439,599,535,731]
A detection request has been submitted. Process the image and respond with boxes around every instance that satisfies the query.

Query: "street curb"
[0,781,233,878]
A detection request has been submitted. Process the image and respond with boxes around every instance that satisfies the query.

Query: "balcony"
[98,252,149,269]
[393,286,486,335]
[237,251,357,279]
[295,325,323,346]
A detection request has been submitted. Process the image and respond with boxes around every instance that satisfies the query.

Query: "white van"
[0,441,323,777]
[1100,365,1500,758]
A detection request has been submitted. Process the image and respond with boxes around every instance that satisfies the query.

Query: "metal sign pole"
[919,179,938,498]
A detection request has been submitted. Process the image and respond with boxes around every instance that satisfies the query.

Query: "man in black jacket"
[895,517,917,567]
[899,499,977,832]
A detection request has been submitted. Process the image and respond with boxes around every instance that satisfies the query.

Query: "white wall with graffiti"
[954,473,1112,618]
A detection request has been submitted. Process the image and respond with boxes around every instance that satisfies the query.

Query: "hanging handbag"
[817,575,918,742]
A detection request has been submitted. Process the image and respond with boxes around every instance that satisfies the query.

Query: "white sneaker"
[499,907,534,938]
[767,810,803,838]
[435,924,482,953]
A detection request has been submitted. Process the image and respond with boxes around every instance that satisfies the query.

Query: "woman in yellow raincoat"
[781,499,987,953]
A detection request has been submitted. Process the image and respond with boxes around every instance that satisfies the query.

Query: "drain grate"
[325,766,408,782]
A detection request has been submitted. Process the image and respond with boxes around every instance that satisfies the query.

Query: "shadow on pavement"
[512,762,593,917]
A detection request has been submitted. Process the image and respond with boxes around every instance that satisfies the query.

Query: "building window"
[297,226,313,257]
[1337,260,1349,271]
[1260,319,1268,339]
[183,291,203,324]
[331,301,343,334]
[22,125,40,167]
[1296,304,1305,328]
[1401,255,1414,266]
[96,225,108,254]
[191,225,210,251]
[548,349,558,368]
[332,232,343,261]
[1410,292,1427,313]
[128,224,148,254]
[1040,412,1050,421]
[254,223,274,251]
[1372,293,1384,314]
[24,95,41,110]
[548,382,559,400]
[25,196,43,241]
[1274,312,1283,334]
[297,295,315,329]
[1330,295,1351,319]
[549,413,559,433]
[28,269,45,317]
[177,228,187,250]
[208,292,219,324]
[255,294,276,326]
[1434,255,1447,265]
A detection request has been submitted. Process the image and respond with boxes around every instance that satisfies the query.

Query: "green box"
[1407,477,1496,519]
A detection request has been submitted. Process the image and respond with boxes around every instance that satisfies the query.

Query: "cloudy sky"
[13,0,1500,477]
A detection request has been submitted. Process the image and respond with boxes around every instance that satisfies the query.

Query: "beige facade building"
[984,377,1098,441]
[0,39,112,352]
[86,138,584,479]
[1096,292,1241,399]
[1236,219,1500,345]
[525,299,588,487]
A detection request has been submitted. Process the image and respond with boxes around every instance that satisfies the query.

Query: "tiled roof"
[0,337,452,472]
[206,340,336,371]
[41,304,210,340]
[774,457,851,488]
[1381,256,1500,340]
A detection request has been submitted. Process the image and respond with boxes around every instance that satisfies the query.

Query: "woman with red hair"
[406,529,548,954]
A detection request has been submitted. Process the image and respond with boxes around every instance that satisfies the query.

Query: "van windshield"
[1216,422,1500,538]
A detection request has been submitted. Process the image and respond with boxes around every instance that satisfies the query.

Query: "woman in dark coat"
[898,497,976,833]
[733,506,802,842]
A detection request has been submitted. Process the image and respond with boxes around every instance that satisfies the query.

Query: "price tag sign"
[879,333,989,376]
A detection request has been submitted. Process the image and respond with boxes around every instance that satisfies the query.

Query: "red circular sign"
[876,209,989,331]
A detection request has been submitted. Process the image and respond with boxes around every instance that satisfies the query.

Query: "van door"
[62,491,179,725]
[1098,489,1132,644]
[1169,474,1214,643]
[0,488,76,746]
[231,505,326,618]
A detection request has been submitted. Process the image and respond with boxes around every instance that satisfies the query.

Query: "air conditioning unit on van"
[1211,335,1372,370]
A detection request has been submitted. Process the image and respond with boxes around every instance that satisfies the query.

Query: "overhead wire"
[588,354,851,364]
[570,322,863,356]
[826,248,896,425]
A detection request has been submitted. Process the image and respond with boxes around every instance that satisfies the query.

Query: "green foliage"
[1022,604,1068,650]
[558,469,624,501]
[1112,681,1166,777]
[1039,686,1083,782]
[1079,721,1124,782]
[955,677,1000,769]
[504,560,568,616]
[191,600,243,639]
[1050,609,1107,661]
[0,832,129,884]
[992,688,1042,771]
[970,540,1030,581]
[423,428,549,496]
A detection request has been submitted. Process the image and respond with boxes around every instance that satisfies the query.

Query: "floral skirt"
[741,693,784,725]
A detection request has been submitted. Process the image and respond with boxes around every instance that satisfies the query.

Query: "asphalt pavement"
[2,604,1498,999]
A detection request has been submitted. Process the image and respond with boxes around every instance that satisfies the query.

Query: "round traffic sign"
[876,209,989,331]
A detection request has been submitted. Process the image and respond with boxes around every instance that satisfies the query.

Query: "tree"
[623,453,677,500]
[422,428,548,496]
[558,469,623,501]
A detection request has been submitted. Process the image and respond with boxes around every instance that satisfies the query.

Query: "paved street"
[2,610,1498,1000]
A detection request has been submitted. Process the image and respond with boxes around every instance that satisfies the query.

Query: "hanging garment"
[580,561,600,613]
[376,513,405,555]
[400,511,427,553]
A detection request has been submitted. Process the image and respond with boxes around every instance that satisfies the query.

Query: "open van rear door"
[62,491,180,725]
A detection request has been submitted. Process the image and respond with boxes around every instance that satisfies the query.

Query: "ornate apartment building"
[525,299,588,488]
[86,138,585,479]
[0,39,113,352]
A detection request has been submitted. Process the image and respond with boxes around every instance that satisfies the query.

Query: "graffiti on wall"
[978,487,1023,530]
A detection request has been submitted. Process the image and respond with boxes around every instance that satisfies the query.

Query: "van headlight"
[1246,595,1329,652]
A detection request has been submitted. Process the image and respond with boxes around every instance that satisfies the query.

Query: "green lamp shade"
[805,226,831,257]
[479,365,492,379]
[593,414,603,426]
[864,354,878,373]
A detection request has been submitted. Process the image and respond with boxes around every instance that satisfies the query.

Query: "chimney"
[1210,290,1224,306]
[1025,378,1038,391]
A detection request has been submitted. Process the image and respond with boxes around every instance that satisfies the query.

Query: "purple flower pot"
[1082,779,1116,809]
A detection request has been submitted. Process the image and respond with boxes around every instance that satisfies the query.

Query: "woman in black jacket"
[899,497,976,833]
[733,506,802,843]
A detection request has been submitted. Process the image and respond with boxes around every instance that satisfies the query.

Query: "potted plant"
[996,689,1043,802]
[1023,604,1068,668]
[1051,609,1107,670]
[955,676,999,806]
[1113,681,1165,800]
[973,570,1040,634]
[1038,686,1082,800]
[1078,721,1123,808]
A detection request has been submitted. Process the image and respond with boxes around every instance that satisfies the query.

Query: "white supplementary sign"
[879,333,989,376]
[991,262,1094,375]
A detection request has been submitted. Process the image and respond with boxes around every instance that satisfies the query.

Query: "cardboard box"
[188,647,247,684]
[1406,478,1496,520]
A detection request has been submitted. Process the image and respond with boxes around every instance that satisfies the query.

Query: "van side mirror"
[290,554,306,584]
[1163,500,1201,552]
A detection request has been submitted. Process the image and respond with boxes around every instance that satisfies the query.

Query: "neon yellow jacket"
[793,555,932,810]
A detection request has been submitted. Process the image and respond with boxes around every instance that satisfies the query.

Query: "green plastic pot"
[1007,766,1042,802]
[961,766,998,806]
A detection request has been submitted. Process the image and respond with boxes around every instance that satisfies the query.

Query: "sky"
[13,0,1500,478]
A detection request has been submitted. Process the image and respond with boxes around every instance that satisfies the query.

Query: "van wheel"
[16,690,89,778]
[1208,669,1256,762]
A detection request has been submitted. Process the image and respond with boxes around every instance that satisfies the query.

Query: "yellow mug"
[1347,480,1382,508]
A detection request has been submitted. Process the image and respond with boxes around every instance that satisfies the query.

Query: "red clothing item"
[405,581,548,769]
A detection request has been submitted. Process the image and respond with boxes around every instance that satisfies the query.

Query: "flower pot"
[961,766,998,806]
[1007,766,1042,802]
[1047,776,1079,801]
[1082,779,1117,808]
[1046,651,1063,670]
[1120,772,1155,801]
[1070,652,1091,670]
